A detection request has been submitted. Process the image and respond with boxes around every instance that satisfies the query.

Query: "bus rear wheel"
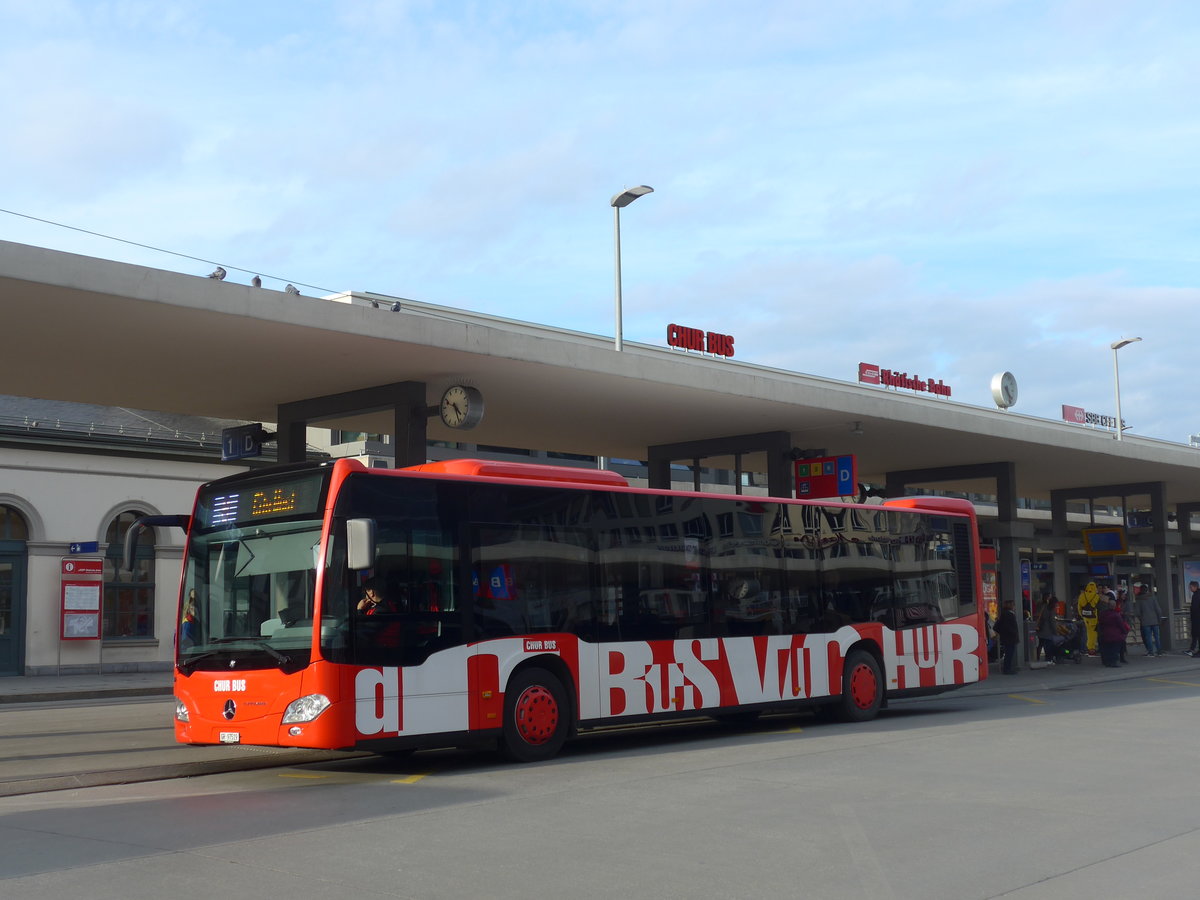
[836,649,883,722]
[502,667,569,762]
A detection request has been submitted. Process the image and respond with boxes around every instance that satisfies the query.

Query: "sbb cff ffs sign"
[795,455,857,500]
[666,324,735,357]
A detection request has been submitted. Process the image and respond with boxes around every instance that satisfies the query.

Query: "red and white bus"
[147,457,987,762]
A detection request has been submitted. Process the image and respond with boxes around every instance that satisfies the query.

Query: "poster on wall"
[1180,560,1200,610]
[63,612,100,639]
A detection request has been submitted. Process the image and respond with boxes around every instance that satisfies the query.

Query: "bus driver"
[357,578,395,615]
[354,577,403,654]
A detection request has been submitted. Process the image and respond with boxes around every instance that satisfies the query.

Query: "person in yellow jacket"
[1077,582,1101,654]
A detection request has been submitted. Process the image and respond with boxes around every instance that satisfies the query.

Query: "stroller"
[1048,619,1084,664]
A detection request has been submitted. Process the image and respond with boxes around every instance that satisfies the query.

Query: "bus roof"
[404,458,630,488]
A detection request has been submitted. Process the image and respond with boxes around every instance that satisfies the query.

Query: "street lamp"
[610,185,653,351]
[1110,337,1142,441]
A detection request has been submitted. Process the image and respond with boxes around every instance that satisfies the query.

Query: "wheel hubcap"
[848,664,877,709]
[514,685,558,745]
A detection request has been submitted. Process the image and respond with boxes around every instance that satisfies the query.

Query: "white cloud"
[1,0,1198,441]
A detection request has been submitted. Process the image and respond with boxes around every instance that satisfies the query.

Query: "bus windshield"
[180,520,324,672]
[178,468,332,673]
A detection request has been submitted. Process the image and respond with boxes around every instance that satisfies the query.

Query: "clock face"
[1002,374,1017,406]
[991,372,1018,409]
[440,385,483,429]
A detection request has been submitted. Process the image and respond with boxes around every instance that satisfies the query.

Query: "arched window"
[0,505,29,541]
[104,511,155,639]
[0,505,30,659]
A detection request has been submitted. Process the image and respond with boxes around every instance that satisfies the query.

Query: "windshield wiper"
[176,649,225,673]
[178,637,292,673]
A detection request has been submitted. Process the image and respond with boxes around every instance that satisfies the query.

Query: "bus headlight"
[282,693,331,724]
[175,698,190,723]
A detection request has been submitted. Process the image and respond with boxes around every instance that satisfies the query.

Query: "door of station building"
[0,548,26,675]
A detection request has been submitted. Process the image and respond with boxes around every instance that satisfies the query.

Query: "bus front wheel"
[836,649,883,722]
[501,667,569,762]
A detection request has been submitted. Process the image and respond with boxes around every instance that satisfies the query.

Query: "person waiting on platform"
[1097,597,1130,668]
[994,601,1020,675]
[1036,595,1058,664]
[1134,583,1164,657]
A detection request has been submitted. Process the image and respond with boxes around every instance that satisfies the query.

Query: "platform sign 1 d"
[794,455,857,500]
[222,423,272,461]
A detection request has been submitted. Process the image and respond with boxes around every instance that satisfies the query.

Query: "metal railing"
[0,414,221,447]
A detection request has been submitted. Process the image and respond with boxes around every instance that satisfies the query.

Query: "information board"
[61,557,103,641]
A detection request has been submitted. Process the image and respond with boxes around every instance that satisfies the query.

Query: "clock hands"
[438,385,484,429]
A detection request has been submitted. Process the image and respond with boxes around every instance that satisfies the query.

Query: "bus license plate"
[219,732,241,744]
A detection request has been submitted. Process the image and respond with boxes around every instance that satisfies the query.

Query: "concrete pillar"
[886,462,1025,661]
[646,431,790,495]
[274,418,309,464]
[276,381,428,468]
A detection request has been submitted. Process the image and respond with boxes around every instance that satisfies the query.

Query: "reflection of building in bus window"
[723,577,770,636]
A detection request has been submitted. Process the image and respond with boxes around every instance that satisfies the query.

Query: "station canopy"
[4,238,1200,506]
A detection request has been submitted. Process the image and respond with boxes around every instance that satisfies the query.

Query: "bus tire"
[836,649,883,722]
[502,667,569,762]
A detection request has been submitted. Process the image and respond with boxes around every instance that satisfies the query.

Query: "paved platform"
[1,651,1197,798]
[0,670,173,705]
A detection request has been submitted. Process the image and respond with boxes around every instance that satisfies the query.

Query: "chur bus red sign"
[859,362,951,398]
[667,323,735,357]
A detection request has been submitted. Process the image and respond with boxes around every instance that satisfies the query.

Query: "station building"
[3,238,1200,675]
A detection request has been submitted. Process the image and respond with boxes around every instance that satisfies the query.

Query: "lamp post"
[1110,337,1142,441]
[610,185,653,351]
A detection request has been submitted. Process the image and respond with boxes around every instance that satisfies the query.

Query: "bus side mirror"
[123,515,191,571]
[346,518,377,571]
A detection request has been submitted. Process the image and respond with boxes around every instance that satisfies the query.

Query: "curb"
[0,686,174,705]
[945,659,1200,700]
[0,749,368,798]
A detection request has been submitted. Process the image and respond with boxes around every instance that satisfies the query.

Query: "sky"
[2,0,1198,443]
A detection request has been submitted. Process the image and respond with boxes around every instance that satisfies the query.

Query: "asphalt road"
[3,670,1200,899]
[0,696,360,797]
